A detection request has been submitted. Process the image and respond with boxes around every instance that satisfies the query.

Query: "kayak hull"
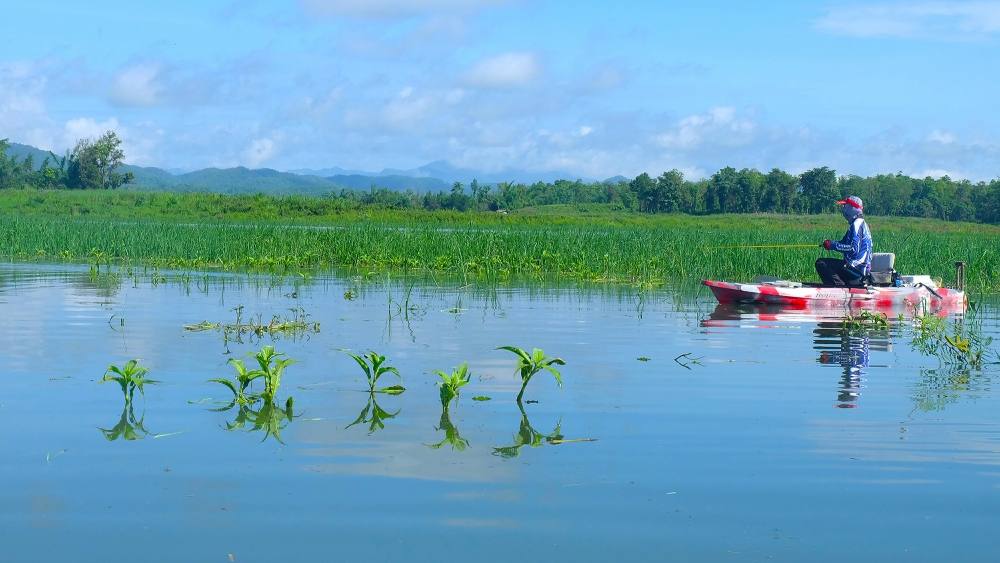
[702,279,966,312]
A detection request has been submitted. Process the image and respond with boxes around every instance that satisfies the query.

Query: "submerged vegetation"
[185,306,320,344]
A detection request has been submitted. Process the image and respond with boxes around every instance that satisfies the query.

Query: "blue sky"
[1,0,998,180]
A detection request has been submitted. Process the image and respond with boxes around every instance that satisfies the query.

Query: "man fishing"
[815,195,872,286]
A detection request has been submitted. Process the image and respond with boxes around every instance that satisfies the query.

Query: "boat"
[702,254,968,313]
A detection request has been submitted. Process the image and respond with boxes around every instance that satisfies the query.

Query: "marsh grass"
[2,201,997,290]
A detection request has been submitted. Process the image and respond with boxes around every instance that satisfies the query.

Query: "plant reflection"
[492,403,566,458]
[218,397,297,444]
[346,392,399,434]
[427,402,469,451]
[99,404,150,441]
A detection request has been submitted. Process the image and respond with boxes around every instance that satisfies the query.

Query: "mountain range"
[4,141,613,195]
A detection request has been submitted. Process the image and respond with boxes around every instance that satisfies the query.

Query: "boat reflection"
[703,304,897,408]
[814,322,891,408]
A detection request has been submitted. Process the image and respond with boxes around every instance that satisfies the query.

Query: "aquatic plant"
[843,310,889,330]
[209,345,295,404]
[209,358,260,405]
[344,351,405,394]
[434,362,471,406]
[912,304,992,368]
[185,305,320,343]
[252,345,295,400]
[498,346,565,403]
[101,359,157,403]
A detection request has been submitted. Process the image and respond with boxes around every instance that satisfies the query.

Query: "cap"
[836,195,863,211]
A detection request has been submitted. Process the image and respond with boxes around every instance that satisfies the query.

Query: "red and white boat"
[702,278,966,312]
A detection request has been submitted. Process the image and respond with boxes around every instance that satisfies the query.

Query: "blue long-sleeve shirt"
[833,217,873,274]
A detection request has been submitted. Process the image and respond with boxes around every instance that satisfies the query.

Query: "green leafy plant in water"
[210,345,295,404]
[346,392,399,434]
[253,345,295,400]
[497,346,565,403]
[912,303,993,369]
[101,359,157,403]
[209,357,261,405]
[344,350,405,394]
[99,404,150,441]
[434,362,471,406]
[843,310,888,330]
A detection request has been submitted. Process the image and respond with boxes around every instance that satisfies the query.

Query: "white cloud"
[927,129,956,144]
[301,0,505,19]
[62,117,122,148]
[463,51,541,89]
[109,63,163,107]
[242,138,278,167]
[654,107,756,150]
[816,1,1000,38]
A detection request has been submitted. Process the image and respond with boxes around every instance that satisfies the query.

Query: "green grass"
[1,190,998,290]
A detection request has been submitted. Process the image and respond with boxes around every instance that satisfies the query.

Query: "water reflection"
[427,404,469,451]
[219,398,297,443]
[814,322,892,408]
[492,403,565,458]
[346,392,400,434]
[98,404,150,441]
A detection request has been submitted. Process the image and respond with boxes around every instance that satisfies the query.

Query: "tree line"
[0,132,133,190]
[3,131,998,223]
[347,167,1000,224]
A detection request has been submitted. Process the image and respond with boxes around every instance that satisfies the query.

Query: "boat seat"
[870,253,895,285]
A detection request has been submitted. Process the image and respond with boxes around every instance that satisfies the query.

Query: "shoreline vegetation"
[0,190,997,291]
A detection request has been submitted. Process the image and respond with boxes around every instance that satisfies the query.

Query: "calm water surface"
[0,265,997,562]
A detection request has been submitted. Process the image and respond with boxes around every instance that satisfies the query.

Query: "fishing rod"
[708,243,822,249]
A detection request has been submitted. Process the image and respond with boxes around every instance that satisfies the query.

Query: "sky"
[1,0,999,180]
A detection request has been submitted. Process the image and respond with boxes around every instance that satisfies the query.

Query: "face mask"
[841,205,859,221]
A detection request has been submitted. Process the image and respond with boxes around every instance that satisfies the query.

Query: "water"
[1,264,998,562]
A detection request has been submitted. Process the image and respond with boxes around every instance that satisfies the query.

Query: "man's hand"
[822,239,833,250]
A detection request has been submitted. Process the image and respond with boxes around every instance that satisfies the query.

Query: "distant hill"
[4,141,603,194]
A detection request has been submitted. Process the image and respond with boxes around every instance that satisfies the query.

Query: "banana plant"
[101,359,157,404]
[497,346,565,403]
[434,362,471,406]
[345,351,404,394]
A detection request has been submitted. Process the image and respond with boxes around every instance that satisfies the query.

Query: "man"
[815,195,872,286]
